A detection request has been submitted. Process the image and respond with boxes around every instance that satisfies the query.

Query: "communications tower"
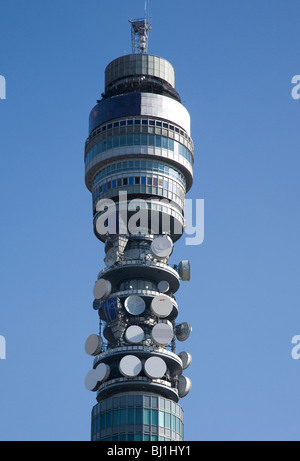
[84,5,194,441]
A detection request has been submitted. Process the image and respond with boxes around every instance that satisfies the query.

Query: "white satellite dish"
[157,280,170,293]
[144,356,167,379]
[124,295,146,315]
[178,375,191,398]
[175,322,192,342]
[151,322,174,346]
[178,351,192,370]
[93,278,112,300]
[178,260,190,281]
[104,247,119,267]
[119,355,142,378]
[150,295,173,318]
[95,363,110,382]
[150,236,173,259]
[124,325,145,344]
[84,369,99,392]
[85,334,103,356]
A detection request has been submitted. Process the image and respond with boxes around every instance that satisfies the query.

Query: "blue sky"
[0,0,300,441]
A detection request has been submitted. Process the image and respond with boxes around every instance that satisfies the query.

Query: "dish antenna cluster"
[129,0,151,54]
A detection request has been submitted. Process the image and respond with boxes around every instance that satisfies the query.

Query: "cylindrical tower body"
[84,52,193,442]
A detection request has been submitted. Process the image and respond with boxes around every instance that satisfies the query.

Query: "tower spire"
[129,0,151,54]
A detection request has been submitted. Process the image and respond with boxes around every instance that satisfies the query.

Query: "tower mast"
[129,0,151,54]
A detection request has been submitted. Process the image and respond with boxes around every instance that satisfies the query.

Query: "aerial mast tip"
[129,0,151,54]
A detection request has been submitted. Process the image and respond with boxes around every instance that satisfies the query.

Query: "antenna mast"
[129,0,151,54]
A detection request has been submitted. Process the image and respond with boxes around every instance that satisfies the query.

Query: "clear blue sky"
[0,0,300,441]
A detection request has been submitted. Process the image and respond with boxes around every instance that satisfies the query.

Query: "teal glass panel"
[172,415,176,431]
[148,134,155,146]
[151,435,158,441]
[128,408,134,424]
[106,411,111,428]
[176,416,180,433]
[112,410,118,426]
[159,411,165,427]
[92,418,97,435]
[120,135,126,146]
[165,412,171,429]
[134,134,140,145]
[134,434,142,441]
[141,134,148,145]
[136,408,143,424]
[180,420,184,437]
[144,409,150,425]
[100,413,105,429]
[151,409,158,425]
[162,137,168,149]
[120,409,126,425]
